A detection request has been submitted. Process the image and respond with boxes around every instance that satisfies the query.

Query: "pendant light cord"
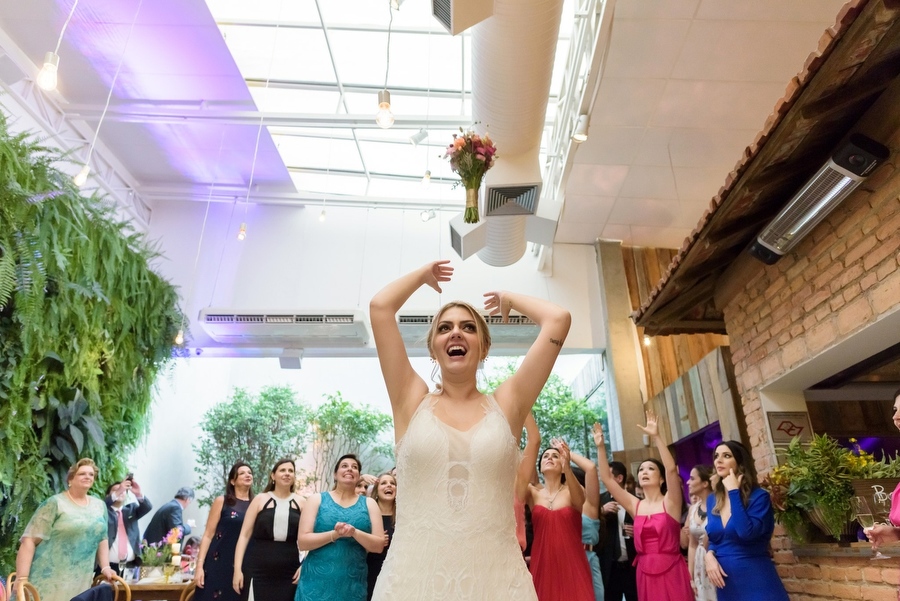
[54,0,80,54]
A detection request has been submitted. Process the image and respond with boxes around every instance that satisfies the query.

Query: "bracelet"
[101,566,112,571]
[330,530,336,543]
[18,576,28,581]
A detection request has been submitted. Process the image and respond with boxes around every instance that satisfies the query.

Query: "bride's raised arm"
[370,261,453,436]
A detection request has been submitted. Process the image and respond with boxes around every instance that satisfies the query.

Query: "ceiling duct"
[463,0,563,266]
[398,312,540,348]
[432,0,494,35]
[198,309,369,347]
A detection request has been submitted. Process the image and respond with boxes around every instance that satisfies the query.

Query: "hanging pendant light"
[37,52,60,91]
[376,90,394,129]
[73,163,90,187]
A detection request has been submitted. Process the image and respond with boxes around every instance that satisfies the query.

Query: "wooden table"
[128,581,192,601]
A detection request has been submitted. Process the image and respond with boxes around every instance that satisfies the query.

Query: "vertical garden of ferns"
[0,113,182,571]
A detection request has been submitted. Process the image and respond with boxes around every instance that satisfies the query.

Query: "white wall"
[146,200,605,353]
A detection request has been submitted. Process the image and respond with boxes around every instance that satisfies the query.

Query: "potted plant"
[138,528,180,581]
[762,434,900,541]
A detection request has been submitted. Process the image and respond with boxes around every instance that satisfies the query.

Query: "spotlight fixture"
[643,334,651,347]
[174,329,184,345]
[237,222,247,241]
[36,52,60,91]
[748,133,889,265]
[421,169,432,187]
[409,128,428,146]
[73,164,90,187]
[319,209,327,222]
[390,0,404,8]
[572,114,589,143]
[376,90,394,129]
[420,209,436,222]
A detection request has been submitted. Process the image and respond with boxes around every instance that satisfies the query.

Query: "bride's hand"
[423,261,453,293]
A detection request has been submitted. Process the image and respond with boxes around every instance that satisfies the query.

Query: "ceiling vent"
[749,133,889,264]
[483,150,542,217]
[432,0,494,35]
[398,312,540,348]
[449,212,488,260]
[198,309,369,347]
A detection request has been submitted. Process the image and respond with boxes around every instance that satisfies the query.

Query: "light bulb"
[375,90,394,129]
[319,209,326,222]
[237,222,246,241]
[643,334,651,347]
[73,164,90,187]
[37,52,59,91]
[174,329,184,345]
[421,170,431,188]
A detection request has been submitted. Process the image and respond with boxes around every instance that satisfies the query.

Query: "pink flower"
[453,137,466,150]
[476,154,485,161]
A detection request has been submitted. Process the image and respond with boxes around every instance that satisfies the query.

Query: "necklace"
[66,490,89,507]
[545,486,564,509]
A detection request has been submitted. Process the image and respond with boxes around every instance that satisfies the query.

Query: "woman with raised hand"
[527,439,595,600]
[704,442,787,601]
[571,430,606,601]
[233,458,304,601]
[369,260,571,600]
[685,465,715,601]
[595,416,693,601]
[514,413,542,553]
[366,472,397,600]
[15,458,114,601]
[195,461,255,601]
[296,454,384,601]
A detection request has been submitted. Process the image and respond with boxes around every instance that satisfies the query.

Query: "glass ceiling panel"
[207,0,578,209]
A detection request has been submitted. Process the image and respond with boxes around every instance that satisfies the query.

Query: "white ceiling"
[0,0,848,252]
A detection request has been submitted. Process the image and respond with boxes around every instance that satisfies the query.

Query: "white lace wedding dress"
[372,393,538,600]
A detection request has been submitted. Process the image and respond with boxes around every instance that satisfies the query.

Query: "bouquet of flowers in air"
[444,126,498,223]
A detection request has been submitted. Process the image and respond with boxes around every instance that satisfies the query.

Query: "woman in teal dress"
[15,458,115,601]
[296,454,384,601]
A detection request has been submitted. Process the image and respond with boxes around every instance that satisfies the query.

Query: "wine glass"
[852,496,890,560]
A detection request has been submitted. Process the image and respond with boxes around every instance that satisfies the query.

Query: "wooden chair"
[4,574,40,601]
[91,574,131,601]
[178,580,196,601]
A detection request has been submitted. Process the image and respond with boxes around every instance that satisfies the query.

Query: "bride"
[369,260,570,600]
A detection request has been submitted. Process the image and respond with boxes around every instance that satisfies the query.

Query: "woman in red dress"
[595,414,693,601]
[525,438,594,600]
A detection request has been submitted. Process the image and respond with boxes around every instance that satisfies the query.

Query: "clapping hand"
[335,522,356,538]
[483,291,511,323]
[424,260,453,293]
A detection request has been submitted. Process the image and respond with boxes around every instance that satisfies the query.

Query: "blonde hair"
[426,301,491,361]
[67,458,98,483]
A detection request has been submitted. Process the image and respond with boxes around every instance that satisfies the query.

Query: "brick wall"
[720,148,900,599]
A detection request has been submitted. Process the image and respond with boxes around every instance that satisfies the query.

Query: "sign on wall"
[767,411,813,445]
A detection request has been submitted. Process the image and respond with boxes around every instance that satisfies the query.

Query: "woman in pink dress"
[866,386,900,600]
[595,415,693,601]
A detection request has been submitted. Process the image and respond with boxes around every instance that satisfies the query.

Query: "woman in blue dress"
[704,441,788,601]
[195,461,255,601]
[296,454,385,601]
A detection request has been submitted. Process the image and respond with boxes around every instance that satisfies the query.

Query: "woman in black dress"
[195,462,254,601]
[366,473,396,599]
[233,458,305,601]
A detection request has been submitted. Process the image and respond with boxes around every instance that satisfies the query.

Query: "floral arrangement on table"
[139,527,181,567]
[761,434,900,541]
[444,126,498,224]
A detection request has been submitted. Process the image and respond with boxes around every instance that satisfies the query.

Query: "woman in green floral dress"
[15,458,115,601]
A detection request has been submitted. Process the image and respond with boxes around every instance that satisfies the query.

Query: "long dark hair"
[264,458,297,493]
[712,441,756,514]
[224,461,255,506]
[538,447,567,485]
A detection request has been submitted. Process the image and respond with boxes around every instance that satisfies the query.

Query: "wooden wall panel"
[623,246,730,400]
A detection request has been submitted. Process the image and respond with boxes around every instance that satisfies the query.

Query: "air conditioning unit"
[398,312,540,349]
[449,212,488,260]
[526,198,561,246]
[432,0,494,35]
[749,133,889,265]
[198,309,369,347]
[482,152,542,218]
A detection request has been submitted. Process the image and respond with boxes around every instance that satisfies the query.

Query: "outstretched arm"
[570,449,599,520]
[593,423,639,517]
[489,292,571,431]
[515,413,541,503]
[638,411,682,521]
[370,261,452,438]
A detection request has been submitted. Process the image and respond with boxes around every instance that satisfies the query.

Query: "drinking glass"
[852,496,890,560]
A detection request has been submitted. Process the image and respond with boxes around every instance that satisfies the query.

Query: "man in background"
[142,486,193,545]
[105,474,152,575]
[599,461,637,601]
